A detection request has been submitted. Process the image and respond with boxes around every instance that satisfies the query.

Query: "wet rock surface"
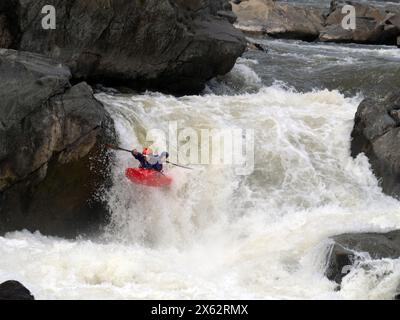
[0,280,34,300]
[319,0,400,45]
[233,0,400,45]
[0,49,116,237]
[351,92,400,198]
[325,230,400,284]
[233,0,325,41]
[0,0,246,95]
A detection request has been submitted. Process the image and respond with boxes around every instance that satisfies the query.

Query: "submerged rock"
[0,281,34,300]
[351,92,400,198]
[0,49,116,237]
[325,231,400,284]
[0,0,246,95]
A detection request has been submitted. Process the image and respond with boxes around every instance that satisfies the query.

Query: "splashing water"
[1,47,400,299]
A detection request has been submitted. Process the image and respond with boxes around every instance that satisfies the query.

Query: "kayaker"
[131,148,152,169]
[147,151,170,172]
[132,148,169,172]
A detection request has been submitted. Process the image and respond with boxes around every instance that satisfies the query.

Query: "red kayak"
[125,168,173,187]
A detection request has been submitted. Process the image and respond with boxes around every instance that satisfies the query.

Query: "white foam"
[205,58,262,95]
[1,85,400,299]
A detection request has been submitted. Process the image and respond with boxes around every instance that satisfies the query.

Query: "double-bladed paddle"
[106,144,194,170]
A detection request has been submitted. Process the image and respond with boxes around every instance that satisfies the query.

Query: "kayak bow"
[125,168,173,187]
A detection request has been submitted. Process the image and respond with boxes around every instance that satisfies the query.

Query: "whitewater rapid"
[1,42,400,300]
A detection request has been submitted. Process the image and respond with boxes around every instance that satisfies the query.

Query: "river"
[1,39,400,299]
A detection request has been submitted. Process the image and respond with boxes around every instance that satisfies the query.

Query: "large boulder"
[0,0,246,95]
[319,0,400,45]
[0,281,34,300]
[232,0,326,41]
[0,49,116,237]
[325,230,400,284]
[351,92,400,198]
[232,0,400,46]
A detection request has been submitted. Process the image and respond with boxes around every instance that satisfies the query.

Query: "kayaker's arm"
[147,152,169,165]
[131,149,149,168]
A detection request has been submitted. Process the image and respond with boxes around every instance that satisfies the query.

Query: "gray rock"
[0,0,246,95]
[232,0,400,46]
[351,92,400,198]
[233,0,326,41]
[325,230,400,284]
[0,281,34,300]
[0,49,116,237]
[319,0,400,45]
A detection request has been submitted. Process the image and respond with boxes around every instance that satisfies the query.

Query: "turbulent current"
[1,40,400,299]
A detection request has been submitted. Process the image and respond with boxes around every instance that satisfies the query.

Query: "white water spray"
[1,53,400,299]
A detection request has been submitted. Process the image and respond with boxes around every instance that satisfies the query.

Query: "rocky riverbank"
[1,0,400,301]
[0,0,245,237]
[323,92,400,299]
[351,92,400,199]
[233,0,400,46]
[0,49,116,237]
[0,0,246,94]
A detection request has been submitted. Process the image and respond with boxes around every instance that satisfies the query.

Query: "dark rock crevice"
[0,0,21,48]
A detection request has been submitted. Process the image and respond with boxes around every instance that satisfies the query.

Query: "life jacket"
[146,152,168,172]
